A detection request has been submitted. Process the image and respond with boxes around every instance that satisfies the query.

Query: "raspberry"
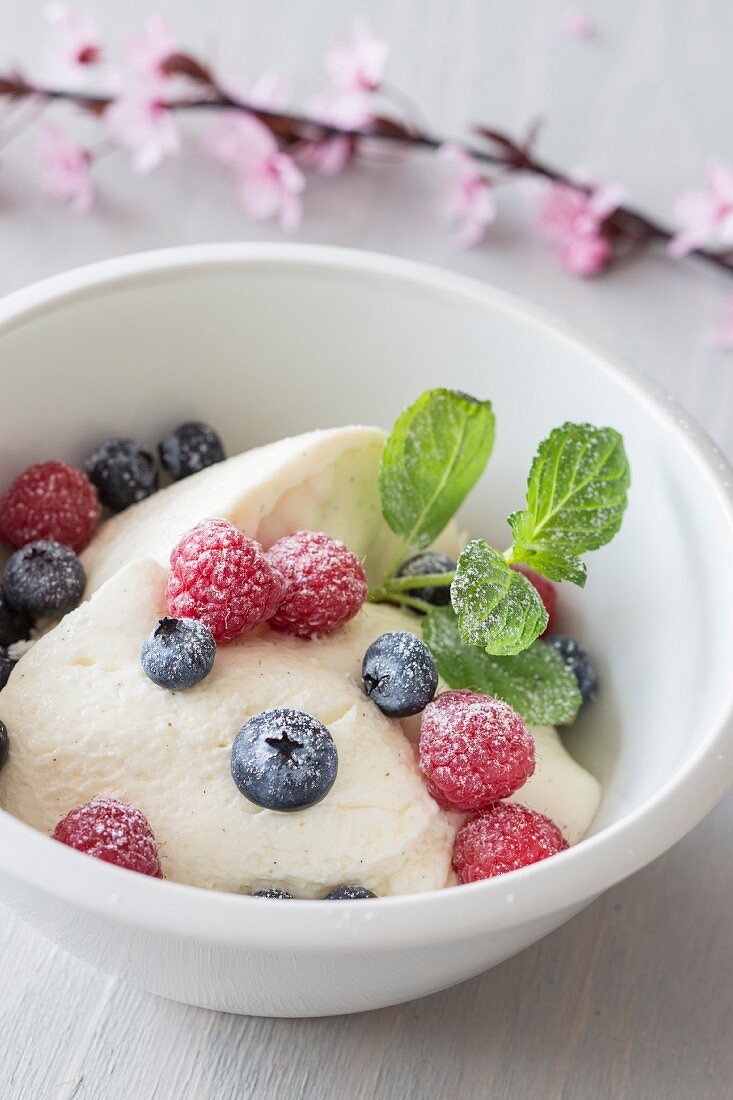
[419,689,535,812]
[166,518,285,643]
[510,564,557,635]
[452,802,568,883]
[0,461,100,552]
[266,530,367,638]
[53,797,163,878]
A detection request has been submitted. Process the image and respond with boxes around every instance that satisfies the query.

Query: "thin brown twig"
[0,66,730,276]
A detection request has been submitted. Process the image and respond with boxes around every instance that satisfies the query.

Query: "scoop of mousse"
[0,425,600,894]
[81,426,462,595]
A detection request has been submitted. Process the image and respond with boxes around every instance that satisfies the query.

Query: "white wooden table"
[2,1,732,1096]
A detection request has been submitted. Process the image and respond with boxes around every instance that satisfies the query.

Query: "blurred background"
[2,2,732,1098]
[3,0,733,447]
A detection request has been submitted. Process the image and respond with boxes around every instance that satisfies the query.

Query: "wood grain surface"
[1,1,731,1096]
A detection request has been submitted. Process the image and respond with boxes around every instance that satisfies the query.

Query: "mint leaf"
[423,606,581,725]
[379,389,494,559]
[451,539,548,656]
[508,422,630,585]
[510,549,586,586]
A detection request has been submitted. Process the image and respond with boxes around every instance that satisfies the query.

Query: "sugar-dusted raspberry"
[53,797,163,878]
[419,689,535,812]
[0,461,100,552]
[452,802,568,883]
[510,564,557,636]
[266,530,367,638]
[166,518,285,644]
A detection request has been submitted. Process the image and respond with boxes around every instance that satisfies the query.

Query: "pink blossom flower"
[43,3,101,79]
[300,87,372,176]
[534,179,620,276]
[712,294,733,351]
[557,234,611,275]
[309,87,373,130]
[300,21,384,178]
[563,12,594,39]
[38,122,94,213]
[439,144,496,248]
[535,180,620,242]
[204,113,304,230]
[125,15,177,80]
[324,18,387,92]
[106,90,179,173]
[298,135,354,177]
[669,161,733,257]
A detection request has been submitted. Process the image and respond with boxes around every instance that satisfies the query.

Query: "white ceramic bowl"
[0,243,732,1018]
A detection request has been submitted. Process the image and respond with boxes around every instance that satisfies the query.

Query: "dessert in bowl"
[0,244,731,1016]
[0,392,608,898]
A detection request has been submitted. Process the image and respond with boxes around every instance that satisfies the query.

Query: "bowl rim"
[1,240,733,953]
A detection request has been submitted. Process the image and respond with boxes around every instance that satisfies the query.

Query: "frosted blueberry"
[158,421,225,480]
[325,885,376,900]
[140,616,216,691]
[0,721,8,770]
[396,552,456,608]
[252,888,294,899]
[85,438,159,512]
[362,631,438,717]
[231,708,338,812]
[546,636,598,702]
[4,540,85,618]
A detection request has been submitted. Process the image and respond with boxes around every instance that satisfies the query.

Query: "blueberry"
[231,708,338,812]
[4,540,85,618]
[141,616,216,691]
[362,631,438,718]
[0,721,7,770]
[325,885,376,900]
[547,635,598,703]
[252,888,294,899]
[396,552,456,607]
[158,421,225,481]
[0,648,16,691]
[85,438,159,512]
[0,586,32,648]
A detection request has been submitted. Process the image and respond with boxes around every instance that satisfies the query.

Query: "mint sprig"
[506,422,630,585]
[423,606,581,725]
[370,393,630,720]
[450,540,548,656]
[378,389,494,570]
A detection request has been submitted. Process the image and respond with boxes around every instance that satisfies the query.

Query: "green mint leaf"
[451,539,548,656]
[379,389,494,558]
[423,606,581,725]
[509,548,587,587]
[508,422,630,584]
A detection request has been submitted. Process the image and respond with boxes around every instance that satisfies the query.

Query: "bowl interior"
[1,248,732,846]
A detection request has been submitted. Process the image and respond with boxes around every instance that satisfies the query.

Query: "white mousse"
[82,426,452,593]
[0,428,601,894]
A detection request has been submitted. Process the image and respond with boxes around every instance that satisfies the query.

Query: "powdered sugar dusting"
[167,518,285,643]
[0,460,100,552]
[419,689,535,811]
[140,616,216,690]
[53,796,163,877]
[453,801,567,882]
[362,630,438,717]
[231,707,338,812]
[266,529,367,638]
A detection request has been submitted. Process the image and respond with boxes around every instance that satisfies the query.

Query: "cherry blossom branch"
[1,10,733,342]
